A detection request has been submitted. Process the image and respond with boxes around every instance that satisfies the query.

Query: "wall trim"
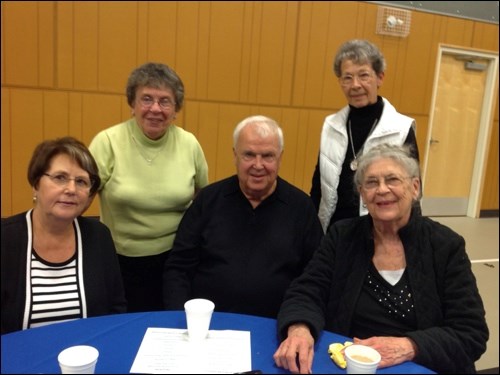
[479,210,499,218]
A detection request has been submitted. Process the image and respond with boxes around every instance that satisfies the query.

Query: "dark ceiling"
[368,1,499,24]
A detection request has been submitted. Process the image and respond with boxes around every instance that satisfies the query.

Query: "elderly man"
[163,115,323,318]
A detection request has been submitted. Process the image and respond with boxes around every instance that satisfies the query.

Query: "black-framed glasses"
[138,95,176,110]
[43,173,94,191]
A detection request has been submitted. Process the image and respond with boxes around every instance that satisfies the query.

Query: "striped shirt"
[28,249,82,329]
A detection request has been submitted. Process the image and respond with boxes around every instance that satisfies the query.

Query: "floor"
[430,216,499,372]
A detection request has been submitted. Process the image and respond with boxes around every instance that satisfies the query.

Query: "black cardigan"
[277,210,488,374]
[1,212,127,334]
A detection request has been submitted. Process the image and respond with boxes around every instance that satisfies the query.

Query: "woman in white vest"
[310,39,420,233]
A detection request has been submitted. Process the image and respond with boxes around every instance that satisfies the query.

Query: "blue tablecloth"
[1,311,434,374]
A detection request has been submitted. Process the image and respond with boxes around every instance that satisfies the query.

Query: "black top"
[276,210,488,373]
[163,175,324,318]
[350,262,417,338]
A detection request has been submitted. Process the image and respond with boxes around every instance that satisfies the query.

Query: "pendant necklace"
[348,118,378,171]
[132,134,167,165]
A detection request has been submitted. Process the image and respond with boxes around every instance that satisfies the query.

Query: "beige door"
[422,46,498,217]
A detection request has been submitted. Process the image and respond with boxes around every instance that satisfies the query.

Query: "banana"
[327,341,353,369]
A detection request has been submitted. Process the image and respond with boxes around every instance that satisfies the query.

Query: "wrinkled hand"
[353,336,417,368]
[273,323,315,374]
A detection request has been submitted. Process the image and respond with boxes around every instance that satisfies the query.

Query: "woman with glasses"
[1,137,126,334]
[89,62,208,312]
[310,39,420,234]
[273,144,488,374]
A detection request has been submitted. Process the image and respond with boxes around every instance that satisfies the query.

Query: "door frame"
[422,44,499,217]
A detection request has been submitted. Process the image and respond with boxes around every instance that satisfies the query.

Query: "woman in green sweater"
[89,63,208,312]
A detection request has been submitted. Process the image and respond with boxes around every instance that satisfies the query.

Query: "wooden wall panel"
[81,93,126,216]
[74,2,99,90]
[3,2,39,86]
[295,110,316,192]
[1,3,4,84]
[98,2,138,92]
[376,38,407,110]
[1,88,12,215]
[480,118,499,210]
[300,2,333,108]
[318,2,360,110]
[135,1,149,64]
[180,2,211,100]
[294,1,380,110]
[175,2,203,101]
[86,196,100,217]
[183,101,221,183]
[207,2,245,102]
[238,1,257,104]
[280,108,327,192]
[147,2,178,65]
[1,1,498,217]
[440,16,474,46]
[396,11,438,116]
[472,22,499,51]
[297,109,332,192]
[81,94,125,146]
[480,86,499,210]
[44,92,70,138]
[10,90,45,214]
[39,2,55,88]
[266,107,300,184]
[255,2,298,105]
[56,1,75,89]
[357,3,378,39]
[69,92,84,140]
[293,1,331,108]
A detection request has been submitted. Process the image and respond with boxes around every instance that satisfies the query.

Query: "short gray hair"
[126,62,184,111]
[333,39,386,77]
[233,115,284,152]
[354,143,421,200]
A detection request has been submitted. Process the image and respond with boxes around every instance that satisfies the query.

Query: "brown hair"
[27,136,101,197]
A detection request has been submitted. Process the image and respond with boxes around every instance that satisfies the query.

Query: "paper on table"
[130,327,251,374]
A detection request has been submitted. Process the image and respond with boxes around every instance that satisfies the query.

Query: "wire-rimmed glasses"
[138,96,176,110]
[43,173,94,191]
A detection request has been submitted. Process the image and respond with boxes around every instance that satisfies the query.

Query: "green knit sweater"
[89,118,208,257]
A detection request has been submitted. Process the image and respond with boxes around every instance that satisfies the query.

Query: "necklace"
[131,135,167,165]
[348,118,378,171]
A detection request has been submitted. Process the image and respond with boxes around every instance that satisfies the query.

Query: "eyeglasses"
[339,71,374,86]
[240,151,277,163]
[138,95,176,110]
[361,175,411,191]
[43,173,94,191]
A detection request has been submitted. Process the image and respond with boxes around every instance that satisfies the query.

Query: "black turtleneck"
[309,96,419,230]
[348,96,384,154]
[329,96,384,225]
